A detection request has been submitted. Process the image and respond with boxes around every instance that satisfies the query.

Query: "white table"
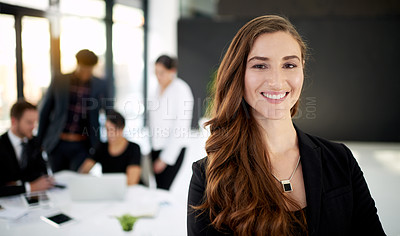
[0,171,187,236]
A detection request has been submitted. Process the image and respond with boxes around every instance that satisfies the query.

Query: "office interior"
[0,0,399,235]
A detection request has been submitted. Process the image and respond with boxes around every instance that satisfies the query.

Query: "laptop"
[68,173,127,201]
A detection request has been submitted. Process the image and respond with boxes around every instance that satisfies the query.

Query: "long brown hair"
[195,15,308,235]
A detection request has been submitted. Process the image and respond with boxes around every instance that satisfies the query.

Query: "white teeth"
[262,92,286,99]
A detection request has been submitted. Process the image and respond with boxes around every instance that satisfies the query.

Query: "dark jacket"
[37,73,108,154]
[187,127,385,236]
[0,132,47,197]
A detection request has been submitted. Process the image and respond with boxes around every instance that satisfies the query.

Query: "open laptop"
[68,173,127,201]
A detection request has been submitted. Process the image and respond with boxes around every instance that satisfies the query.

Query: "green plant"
[116,214,139,231]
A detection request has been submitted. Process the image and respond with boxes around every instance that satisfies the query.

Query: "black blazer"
[0,132,47,197]
[187,127,385,236]
[37,73,108,154]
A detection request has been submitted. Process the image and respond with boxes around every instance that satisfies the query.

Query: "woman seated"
[79,110,141,185]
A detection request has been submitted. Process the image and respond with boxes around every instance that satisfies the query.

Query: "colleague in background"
[79,110,141,185]
[38,49,109,173]
[148,55,194,190]
[187,15,385,235]
[0,100,54,197]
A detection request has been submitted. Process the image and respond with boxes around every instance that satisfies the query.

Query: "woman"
[79,110,141,185]
[149,55,194,190]
[187,15,385,235]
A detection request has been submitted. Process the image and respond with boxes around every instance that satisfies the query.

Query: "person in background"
[0,100,54,197]
[38,49,109,173]
[79,110,141,185]
[187,15,385,235]
[148,55,194,190]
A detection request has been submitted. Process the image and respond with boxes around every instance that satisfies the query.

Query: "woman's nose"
[265,68,284,88]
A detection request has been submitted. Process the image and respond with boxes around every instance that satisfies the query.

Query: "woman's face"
[155,63,175,88]
[105,120,123,142]
[244,31,304,121]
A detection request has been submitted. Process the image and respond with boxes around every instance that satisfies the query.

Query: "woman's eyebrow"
[247,56,269,62]
[283,55,300,61]
[248,55,300,62]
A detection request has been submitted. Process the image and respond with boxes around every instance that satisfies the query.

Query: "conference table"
[0,171,187,236]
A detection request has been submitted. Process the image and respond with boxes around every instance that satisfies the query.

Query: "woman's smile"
[260,91,289,104]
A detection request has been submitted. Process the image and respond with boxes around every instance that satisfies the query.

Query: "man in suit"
[38,49,109,173]
[0,100,54,197]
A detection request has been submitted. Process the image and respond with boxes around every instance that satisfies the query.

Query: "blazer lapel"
[296,127,322,236]
[61,74,71,113]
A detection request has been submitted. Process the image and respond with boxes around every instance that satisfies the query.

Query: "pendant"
[281,180,293,193]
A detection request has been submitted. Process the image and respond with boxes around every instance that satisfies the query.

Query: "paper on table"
[0,205,28,220]
[107,200,159,219]
[131,201,159,217]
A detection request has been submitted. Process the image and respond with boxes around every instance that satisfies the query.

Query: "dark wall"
[292,17,400,141]
[218,0,400,17]
[178,18,246,127]
[178,16,400,142]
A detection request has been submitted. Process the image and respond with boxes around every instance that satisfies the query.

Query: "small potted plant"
[116,214,139,232]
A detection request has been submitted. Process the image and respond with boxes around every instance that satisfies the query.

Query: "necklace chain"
[271,155,301,189]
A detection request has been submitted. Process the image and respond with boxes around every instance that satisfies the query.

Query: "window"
[22,16,51,105]
[113,4,145,132]
[60,16,106,78]
[0,0,48,10]
[60,0,105,19]
[0,1,147,137]
[0,14,17,133]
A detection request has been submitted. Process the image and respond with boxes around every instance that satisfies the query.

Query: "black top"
[0,132,48,197]
[293,207,308,236]
[90,142,141,173]
[187,127,386,236]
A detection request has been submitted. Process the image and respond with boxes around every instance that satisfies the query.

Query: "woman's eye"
[252,64,266,69]
[284,63,297,69]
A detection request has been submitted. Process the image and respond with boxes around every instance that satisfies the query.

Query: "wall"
[147,0,180,96]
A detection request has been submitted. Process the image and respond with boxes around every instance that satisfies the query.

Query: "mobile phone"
[23,192,50,207]
[40,213,75,228]
[24,195,40,207]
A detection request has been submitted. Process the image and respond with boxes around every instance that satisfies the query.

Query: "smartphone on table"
[23,192,50,208]
[40,212,75,228]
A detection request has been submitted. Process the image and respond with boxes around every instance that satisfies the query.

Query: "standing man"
[38,49,109,172]
[0,100,53,197]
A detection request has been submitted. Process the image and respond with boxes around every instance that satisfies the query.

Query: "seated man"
[0,100,54,197]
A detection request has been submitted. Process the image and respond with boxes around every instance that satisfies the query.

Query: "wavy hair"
[195,15,308,235]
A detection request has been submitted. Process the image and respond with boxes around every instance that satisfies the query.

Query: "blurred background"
[1,0,400,235]
[1,0,399,141]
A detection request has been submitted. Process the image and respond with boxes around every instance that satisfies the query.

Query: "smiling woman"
[187,15,385,236]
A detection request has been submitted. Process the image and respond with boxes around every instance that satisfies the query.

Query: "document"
[0,204,28,220]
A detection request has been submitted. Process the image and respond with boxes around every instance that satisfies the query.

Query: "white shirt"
[148,78,194,165]
[7,130,31,192]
